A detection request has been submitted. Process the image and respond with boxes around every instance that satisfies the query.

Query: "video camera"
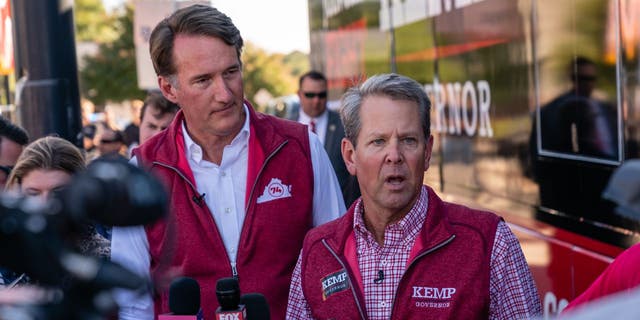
[0,159,168,319]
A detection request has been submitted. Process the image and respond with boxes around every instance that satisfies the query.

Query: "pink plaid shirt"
[287,186,541,319]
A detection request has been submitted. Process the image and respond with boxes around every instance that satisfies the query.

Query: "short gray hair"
[340,73,431,147]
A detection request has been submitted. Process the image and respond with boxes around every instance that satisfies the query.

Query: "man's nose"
[212,77,233,102]
[385,141,403,164]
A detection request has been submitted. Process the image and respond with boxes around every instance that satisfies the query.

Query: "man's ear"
[158,76,179,104]
[424,135,434,172]
[342,137,357,175]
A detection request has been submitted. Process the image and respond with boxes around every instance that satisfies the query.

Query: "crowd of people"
[0,3,637,320]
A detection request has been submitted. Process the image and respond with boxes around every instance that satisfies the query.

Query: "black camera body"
[0,159,168,319]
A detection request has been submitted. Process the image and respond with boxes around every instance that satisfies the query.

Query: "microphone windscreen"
[215,277,240,310]
[169,277,201,315]
[65,159,168,226]
[240,293,270,320]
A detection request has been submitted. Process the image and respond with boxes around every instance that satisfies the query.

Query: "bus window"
[534,0,621,164]
[531,0,638,245]
[537,56,619,162]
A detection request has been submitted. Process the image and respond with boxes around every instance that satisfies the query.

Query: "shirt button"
[225,208,231,213]
[379,301,387,307]
[230,247,236,253]
[221,171,226,177]
[381,260,387,266]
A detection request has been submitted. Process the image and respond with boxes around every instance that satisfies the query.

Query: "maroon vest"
[299,187,500,319]
[135,103,314,319]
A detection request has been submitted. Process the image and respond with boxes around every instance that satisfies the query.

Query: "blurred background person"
[123,100,143,150]
[1,136,110,286]
[80,123,99,163]
[290,70,361,207]
[97,127,127,162]
[0,117,29,187]
[138,91,180,145]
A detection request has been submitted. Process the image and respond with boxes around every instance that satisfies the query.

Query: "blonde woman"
[7,136,86,198]
[1,137,110,286]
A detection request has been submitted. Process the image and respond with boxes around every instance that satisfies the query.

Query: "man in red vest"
[110,5,345,320]
[286,73,542,319]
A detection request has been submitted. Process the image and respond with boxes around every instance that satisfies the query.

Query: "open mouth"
[385,175,405,185]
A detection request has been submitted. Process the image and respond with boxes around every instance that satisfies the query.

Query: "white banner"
[133,0,209,90]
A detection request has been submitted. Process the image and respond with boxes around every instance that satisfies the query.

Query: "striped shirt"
[287,186,542,319]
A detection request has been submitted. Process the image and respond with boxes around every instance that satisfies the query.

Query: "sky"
[103,0,310,54]
[212,1,310,54]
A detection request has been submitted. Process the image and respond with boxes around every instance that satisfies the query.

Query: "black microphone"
[192,193,205,206]
[216,277,246,320]
[240,293,270,320]
[159,277,203,320]
[373,270,384,284]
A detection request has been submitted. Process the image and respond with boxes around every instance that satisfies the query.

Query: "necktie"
[310,119,316,133]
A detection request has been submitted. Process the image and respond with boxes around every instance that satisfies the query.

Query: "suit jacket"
[289,108,361,207]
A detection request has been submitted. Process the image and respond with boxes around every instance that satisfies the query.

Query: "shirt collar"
[298,108,328,126]
[353,186,428,245]
[182,104,251,164]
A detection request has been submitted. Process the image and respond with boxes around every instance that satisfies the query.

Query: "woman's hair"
[6,136,86,188]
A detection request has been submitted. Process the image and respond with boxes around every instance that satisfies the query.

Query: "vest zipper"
[390,234,456,317]
[155,140,289,287]
[152,162,202,206]
[231,263,238,280]
[152,161,236,279]
[322,239,367,320]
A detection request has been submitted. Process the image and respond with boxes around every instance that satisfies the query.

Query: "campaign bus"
[307,0,640,317]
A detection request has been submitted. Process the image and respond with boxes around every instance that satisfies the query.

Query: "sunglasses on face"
[576,75,597,82]
[303,91,327,99]
[100,139,121,144]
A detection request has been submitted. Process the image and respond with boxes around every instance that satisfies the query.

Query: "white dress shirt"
[298,109,329,146]
[111,105,346,320]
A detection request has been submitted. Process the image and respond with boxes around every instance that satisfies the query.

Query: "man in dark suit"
[290,71,360,207]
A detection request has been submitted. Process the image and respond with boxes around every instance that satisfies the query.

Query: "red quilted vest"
[299,187,500,319]
[135,102,314,319]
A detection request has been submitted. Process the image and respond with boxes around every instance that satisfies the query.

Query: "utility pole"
[11,0,82,144]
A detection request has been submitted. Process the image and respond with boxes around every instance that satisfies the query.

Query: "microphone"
[240,293,270,320]
[373,270,384,284]
[192,193,205,206]
[216,277,246,320]
[159,277,203,320]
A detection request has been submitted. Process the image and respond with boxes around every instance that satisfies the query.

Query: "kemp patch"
[411,286,457,309]
[321,270,350,300]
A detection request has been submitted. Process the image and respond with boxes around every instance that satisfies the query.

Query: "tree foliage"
[283,50,311,80]
[74,0,118,43]
[242,42,310,107]
[79,5,145,105]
